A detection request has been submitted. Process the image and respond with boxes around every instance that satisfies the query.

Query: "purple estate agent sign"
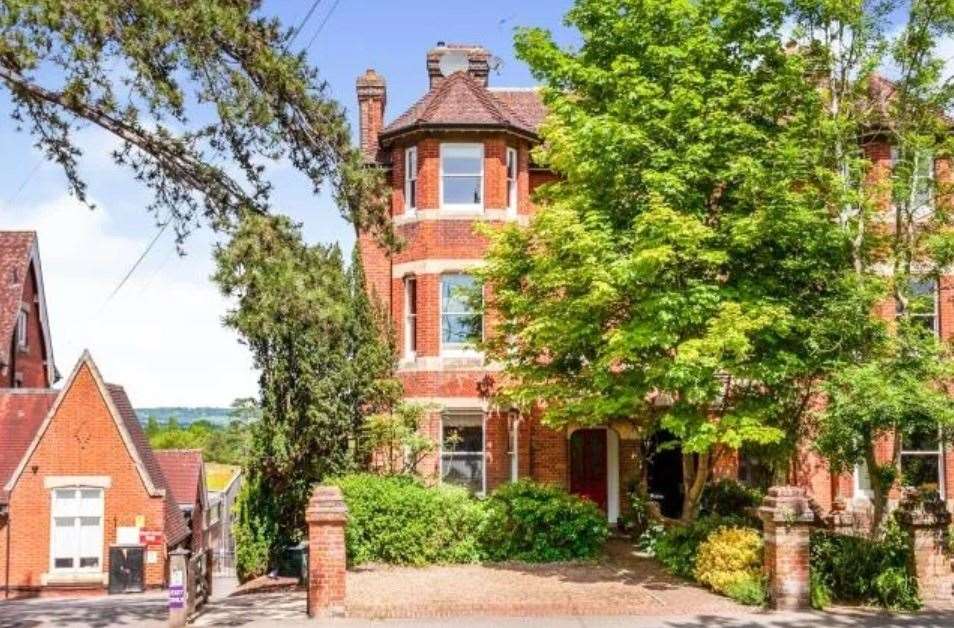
[169,566,186,609]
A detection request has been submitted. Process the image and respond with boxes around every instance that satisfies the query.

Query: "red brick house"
[0,351,190,597]
[155,449,208,554]
[0,231,56,389]
[357,43,954,522]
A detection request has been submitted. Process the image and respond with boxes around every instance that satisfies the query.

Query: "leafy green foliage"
[216,214,399,577]
[144,416,251,465]
[478,480,608,562]
[330,474,484,566]
[693,526,764,605]
[0,0,391,246]
[328,475,608,566]
[810,522,921,611]
[480,0,865,520]
[233,477,279,582]
[699,479,764,522]
[653,516,751,580]
[360,403,436,475]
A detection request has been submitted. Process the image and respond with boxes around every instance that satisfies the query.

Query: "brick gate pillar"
[305,485,349,618]
[758,486,816,610]
[895,489,953,603]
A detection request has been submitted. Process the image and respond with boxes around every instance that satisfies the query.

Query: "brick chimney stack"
[356,68,386,162]
[427,42,491,89]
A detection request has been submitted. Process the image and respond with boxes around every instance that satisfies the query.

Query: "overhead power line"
[303,0,343,51]
[286,0,323,51]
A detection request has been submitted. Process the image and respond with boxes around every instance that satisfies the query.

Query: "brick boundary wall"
[306,485,348,618]
[758,486,816,610]
[894,489,953,603]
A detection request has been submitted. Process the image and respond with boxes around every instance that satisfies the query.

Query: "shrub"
[330,473,483,566]
[693,526,763,600]
[479,480,608,562]
[724,574,769,606]
[699,479,764,521]
[232,479,280,582]
[810,520,920,611]
[654,516,748,579]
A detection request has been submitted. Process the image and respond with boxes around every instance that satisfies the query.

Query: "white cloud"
[2,194,258,407]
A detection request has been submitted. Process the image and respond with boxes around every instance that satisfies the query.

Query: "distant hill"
[136,407,234,426]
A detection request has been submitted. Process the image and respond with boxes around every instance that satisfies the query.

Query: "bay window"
[51,488,103,572]
[441,412,485,494]
[440,143,483,210]
[440,274,482,352]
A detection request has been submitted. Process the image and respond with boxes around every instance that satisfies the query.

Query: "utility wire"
[303,0,343,51]
[3,160,44,207]
[285,0,323,51]
[98,219,169,311]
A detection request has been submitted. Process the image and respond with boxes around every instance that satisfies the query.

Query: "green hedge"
[329,474,483,565]
[328,474,608,566]
[810,521,920,611]
[479,480,609,562]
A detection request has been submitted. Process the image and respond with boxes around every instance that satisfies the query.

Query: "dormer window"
[506,147,517,215]
[404,147,417,213]
[16,309,27,350]
[440,143,483,210]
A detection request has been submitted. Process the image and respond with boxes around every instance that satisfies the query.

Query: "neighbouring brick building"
[0,351,191,597]
[357,43,954,522]
[154,449,208,555]
[0,232,199,597]
[0,231,56,389]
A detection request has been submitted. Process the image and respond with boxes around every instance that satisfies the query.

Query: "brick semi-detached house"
[357,43,954,522]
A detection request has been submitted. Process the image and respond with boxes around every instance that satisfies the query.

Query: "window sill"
[41,572,107,586]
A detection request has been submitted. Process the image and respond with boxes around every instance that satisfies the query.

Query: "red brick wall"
[7,261,49,388]
[1,364,168,594]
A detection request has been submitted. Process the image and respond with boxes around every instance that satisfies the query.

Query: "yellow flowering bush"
[693,526,764,602]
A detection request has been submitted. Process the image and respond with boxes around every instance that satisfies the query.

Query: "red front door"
[569,429,608,511]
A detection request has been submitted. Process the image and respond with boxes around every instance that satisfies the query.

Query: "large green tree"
[214,213,398,579]
[792,0,954,533]
[0,0,391,244]
[481,0,864,520]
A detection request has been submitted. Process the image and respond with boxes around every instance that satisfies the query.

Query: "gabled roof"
[155,449,207,510]
[380,71,542,144]
[0,231,56,382]
[0,389,58,504]
[0,351,190,546]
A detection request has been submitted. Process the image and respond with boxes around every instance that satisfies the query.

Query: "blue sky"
[0,1,576,406]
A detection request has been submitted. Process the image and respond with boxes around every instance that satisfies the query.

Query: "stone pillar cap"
[306,484,348,524]
[758,485,817,524]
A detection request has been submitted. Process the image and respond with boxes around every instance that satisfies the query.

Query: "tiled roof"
[154,449,204,508]
[488,88,547,131]
[380,72,542,142]
[0,232,36,368]
[106,384,191,547]
[0,389,57,503]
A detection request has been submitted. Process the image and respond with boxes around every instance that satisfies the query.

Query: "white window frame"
[49,487,104,574]
[890,146,935,219]
[506,147,518,216]
[853,461,874,501]
[439,273,483,357]
[439,411,486,496]
[900,429,946,499]
[403,275,417,360]
[16,308,27,349]
[404,147,418,214]
[900,277,939,337]
[439,143,484,212]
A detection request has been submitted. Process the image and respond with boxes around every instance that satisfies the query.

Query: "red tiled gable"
[380,71,542,143]
[154,449,203,508]
[106,384,191,547]
[0,231,36,368]
[0,389,57,504]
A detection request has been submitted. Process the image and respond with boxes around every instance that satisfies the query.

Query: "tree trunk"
[680,451,711,523]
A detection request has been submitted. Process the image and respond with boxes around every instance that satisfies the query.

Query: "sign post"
[168,548,189,627]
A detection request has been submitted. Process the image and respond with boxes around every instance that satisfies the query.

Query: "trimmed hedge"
[479,480,609,562]
[329,474,608,566]
[329,474,483,565]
